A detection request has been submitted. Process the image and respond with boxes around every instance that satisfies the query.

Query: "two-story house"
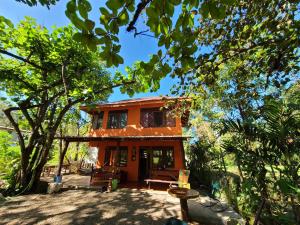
[80,97,190,183]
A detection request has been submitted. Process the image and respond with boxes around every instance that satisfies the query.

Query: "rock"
[47,182,63,194]
[0,193,6,202]
[188,196,245,225]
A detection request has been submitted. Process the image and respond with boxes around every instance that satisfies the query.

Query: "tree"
[15,0,58,8]
[221,91,300,225]
[11,0,299,96]
[0,130,21,189]
[0,18,137,193]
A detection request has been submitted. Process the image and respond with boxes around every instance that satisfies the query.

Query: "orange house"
[80,97,190,183]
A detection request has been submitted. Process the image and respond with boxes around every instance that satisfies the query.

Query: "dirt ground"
[0,175,243,225]
[0,188,187,225]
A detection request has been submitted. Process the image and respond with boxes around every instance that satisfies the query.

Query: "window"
[92,112,104,129]
[140,108,175,127]
[152,147,174,169]
[104,146,128,167]
[107,110,128,129]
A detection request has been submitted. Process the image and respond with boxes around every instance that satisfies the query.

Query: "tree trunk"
[18,146,51,194]
[56,141,69,177]
[291,197,300,225]
[74,122,80,161]
[253,198,266,225]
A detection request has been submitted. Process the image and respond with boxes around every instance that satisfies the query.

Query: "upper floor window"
[107,110,128,129]
[140,108,176,127]
[92,112,104,129]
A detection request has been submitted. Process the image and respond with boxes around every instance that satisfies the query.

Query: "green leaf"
[66,0,76,13]
[95,27,106,36]
[158,35,165,46]
[106,0,123,12]
[200,2,209,19]
[73,32,83,42]
[222,0,235,5]
[0,16,13,28]
[116,54,124,65]
[100,7,110,17]
[169,0,181,5]
[78,0,92,19]
[85,19,95,31]
[118,10,129,25]
[127,3,135,12]
[110,20,119,34]
[146,7,158,18]
[208,2,226,19]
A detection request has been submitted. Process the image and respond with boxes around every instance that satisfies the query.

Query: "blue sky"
[0,0,177,102]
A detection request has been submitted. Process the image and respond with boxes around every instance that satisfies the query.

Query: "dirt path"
[0,189,184,225]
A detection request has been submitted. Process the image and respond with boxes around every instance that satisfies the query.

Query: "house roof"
[80,96,190,113]
[55,135,191,143]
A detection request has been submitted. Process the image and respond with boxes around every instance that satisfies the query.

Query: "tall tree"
[0,18,137,193]
[11,1,299,95]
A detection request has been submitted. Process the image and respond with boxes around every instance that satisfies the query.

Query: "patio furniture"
[145,169,190,189]
[168,187,199,222]
[144,179,179,189]
[90,166,121,188]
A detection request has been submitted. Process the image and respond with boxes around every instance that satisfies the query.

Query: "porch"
[42,174,174,191]
[55,135,189,187]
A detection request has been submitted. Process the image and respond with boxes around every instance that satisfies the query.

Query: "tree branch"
[126,0,152,32]
[0,49,45,71]
[52,80,135,133]
[3,108,26,152]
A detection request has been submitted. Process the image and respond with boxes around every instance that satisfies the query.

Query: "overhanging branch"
[0,49,45,71]
[126,0,152,33]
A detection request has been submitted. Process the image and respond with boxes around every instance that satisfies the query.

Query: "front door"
[139,148,150,181]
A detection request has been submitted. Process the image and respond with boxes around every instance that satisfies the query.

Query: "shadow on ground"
[0,189,183,225]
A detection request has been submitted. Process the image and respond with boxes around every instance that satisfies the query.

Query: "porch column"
[180,140,186,169]
[112,141,120,167]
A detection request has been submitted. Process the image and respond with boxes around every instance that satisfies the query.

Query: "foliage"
[62,0,299,95]
[221,92,300,224]
[0,131,20,189]
[15,0,58,8]
[13,0,299,97]
[0,18,140,193]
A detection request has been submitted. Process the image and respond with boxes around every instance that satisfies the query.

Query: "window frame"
[104,146,128,167]
[140,146,175,169]
[91,111,104,130]
[140,108,176,128]
[107,110,128,129]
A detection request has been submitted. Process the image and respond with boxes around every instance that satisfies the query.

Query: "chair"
[170,169,190,189]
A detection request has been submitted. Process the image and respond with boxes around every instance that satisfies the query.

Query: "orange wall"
[89,102,183,137]
[93,140,184,182]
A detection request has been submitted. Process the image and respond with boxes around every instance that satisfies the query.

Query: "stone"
[0,193,6,202]
[188,196,245,225]
[47,182,63,194]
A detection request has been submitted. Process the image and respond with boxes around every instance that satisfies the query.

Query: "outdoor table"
[168,187,199,222]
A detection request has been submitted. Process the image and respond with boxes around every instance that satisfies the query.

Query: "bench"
[144,179,178,189]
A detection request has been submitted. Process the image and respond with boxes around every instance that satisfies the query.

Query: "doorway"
[139,148,150,181]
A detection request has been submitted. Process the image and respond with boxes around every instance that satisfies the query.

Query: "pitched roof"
[55,135,191,142]
[80,96,189,112]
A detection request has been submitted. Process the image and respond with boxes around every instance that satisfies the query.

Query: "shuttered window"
[140,108,175,127]
[107,110,128,129]
[92,111,104,129]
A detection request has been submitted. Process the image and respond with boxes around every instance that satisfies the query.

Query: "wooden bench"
[144,179,178,189]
